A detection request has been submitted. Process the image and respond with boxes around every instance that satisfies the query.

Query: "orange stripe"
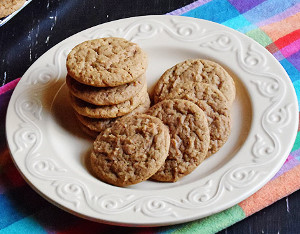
[261,12,300,41]
[239,164,300,217]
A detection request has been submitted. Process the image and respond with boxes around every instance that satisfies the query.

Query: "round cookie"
[153,59,235,105]
[75,94,151,133]
[66,37,148,87]
[146,99,210,182]
[69,83,147,118]
[90,114,171,187]
[162,82,231,157]
[78,121,99,138]
[0,0,26,18]
[66,74,146,105]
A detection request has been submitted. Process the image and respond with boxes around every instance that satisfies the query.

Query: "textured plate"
[6,15,298,226]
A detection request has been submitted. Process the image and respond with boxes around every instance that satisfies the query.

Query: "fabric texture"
[0,0,299,233]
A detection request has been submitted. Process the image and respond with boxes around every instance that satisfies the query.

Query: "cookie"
[69,83,147,118]
[90,114,170,186]
[153,59,235,105]
[78,121,99,138]
[146,99,210,182]
[161,82,231,157]
[75,94,150,133]
[0,0,26,18]
[66,74,146,105]
[66,37,148,87]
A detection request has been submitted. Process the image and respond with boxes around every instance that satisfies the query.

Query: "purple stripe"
[242,0,296,24]
[257,3,300,27]
[228,0,266,13]
[272,50,285,61]
[272,156,300,180]
[0,78,20,95]
[287,50,300,71]
[290,148,300,159]
[167,0,213,15]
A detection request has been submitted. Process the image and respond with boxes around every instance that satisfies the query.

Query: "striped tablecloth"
[0,0,299,233]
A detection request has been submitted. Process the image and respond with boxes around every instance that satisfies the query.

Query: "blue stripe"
[292,80,300,109]
[222,15,252,30]
[280,59,300,83]
[0,216,46,234]
[238,24,258,34]
[243,0,297,23]
[0,186,48,229]
[0,194,24,229]
[181,0,240,23]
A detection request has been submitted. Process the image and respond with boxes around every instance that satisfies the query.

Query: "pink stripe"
[167,0,213,15]
[280,38,300,58]
[0,78,21,95]
[257,3,300,27]
[286,154,295,162]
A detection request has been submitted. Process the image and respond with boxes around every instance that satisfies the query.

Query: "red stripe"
[274,29,300,49]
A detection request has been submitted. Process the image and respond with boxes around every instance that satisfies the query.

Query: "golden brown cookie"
[153,59,235,105]
[0,0,26,18]
[146,99,210,182]
[69,83,147,118]
[160,82,231,157]
[75,94,150,133]
[66,37,148,87]
[90,114,170,187]
[66,74,146,105]
[78,121,99,138]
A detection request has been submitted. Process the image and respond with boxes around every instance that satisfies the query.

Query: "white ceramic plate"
[6,15,298,227]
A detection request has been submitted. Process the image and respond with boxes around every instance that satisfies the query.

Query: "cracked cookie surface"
[153,59,235,105]
[75,94,150,133]
[90,114,170,186]
[160,82,231,157]
[69,83,147,118]
[146,99,210,182]
[0,0,26,18]
[66,74,146,105]
[66,37,148,87]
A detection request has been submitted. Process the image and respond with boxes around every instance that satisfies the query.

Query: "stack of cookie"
[65,37,150,137]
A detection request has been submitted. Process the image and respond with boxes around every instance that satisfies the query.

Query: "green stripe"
[245,28,273,47]
[160,205,245,234]
[292,131,300,152]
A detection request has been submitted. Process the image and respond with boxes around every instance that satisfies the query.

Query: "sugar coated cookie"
[66,37,148,87]
[161,82,231,157]
[0,0,26,18]
[90,114,170,186]
[75,94,150,133]
[153,59,235,105]
[146,99,210,182]
[66,74,146,105]
[69,83,147,118]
